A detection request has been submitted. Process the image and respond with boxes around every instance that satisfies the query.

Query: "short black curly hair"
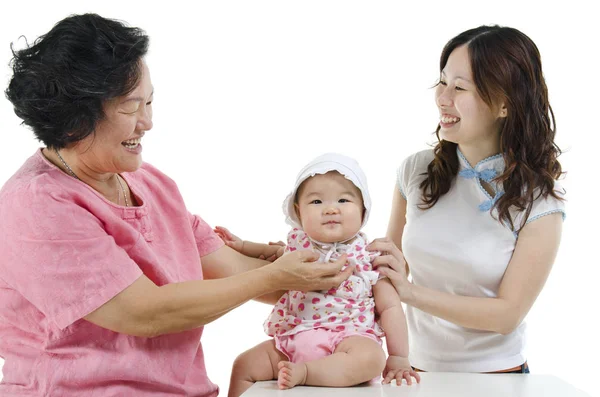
[5,13,149,148]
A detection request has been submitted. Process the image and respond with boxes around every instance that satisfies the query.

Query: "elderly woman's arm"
[201,244,287,304]
[370,187,562,335]
[84,248,351,338]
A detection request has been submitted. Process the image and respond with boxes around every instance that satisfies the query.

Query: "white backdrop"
[1,1,597,396]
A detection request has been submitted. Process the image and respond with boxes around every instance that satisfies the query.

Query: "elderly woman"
[0,14,351,396]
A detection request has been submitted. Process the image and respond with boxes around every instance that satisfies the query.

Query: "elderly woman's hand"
[266,251,352,292]
[367,238,413,301]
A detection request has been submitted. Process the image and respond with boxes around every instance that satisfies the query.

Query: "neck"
[458,142,501,167]
[309,234,358,247]
[44,147,128,206]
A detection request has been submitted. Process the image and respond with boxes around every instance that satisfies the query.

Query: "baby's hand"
[259,242,286,262]
[382,356,420,386]
[214,226,244,252]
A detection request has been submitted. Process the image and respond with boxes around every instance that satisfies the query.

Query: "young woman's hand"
[367,238,413,301]
[266,251,353,292]
[382,355,421,386]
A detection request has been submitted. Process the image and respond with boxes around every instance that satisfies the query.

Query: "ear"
[497,102,508,119]
[294,203,302,222]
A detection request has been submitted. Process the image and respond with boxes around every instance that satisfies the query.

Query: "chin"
[310,232,338,243]
[439,131,459,144]
[314,236,338,243]
[122,159,143,173]
[319,232,354,244]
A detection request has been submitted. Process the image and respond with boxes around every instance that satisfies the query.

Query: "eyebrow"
[121,90,154,104]
[303,192,321,198]
[304,190,360,198]
[441,71,473,84]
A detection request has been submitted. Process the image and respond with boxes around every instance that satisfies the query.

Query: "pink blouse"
[0,150,224,396]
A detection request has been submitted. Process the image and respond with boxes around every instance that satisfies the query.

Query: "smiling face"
[72,61,154,175]
[295,171,364,243]
[435,45,506,154]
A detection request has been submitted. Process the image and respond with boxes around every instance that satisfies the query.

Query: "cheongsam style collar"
[457,148,505,212]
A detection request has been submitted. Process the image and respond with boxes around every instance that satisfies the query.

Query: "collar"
[457,147,506,212]
[309,235,360,262]
[457,147,505,177]
[288,228,366,263]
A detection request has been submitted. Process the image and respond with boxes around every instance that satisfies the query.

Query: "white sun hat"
[282,153,371,230]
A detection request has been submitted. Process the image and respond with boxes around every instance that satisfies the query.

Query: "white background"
[1,1,597,396]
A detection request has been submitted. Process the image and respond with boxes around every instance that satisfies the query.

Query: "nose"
[436,85,453,108]
[137,105,153,131]
[324,205,340,215]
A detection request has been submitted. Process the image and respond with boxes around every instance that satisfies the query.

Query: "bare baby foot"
[277,361,307,389]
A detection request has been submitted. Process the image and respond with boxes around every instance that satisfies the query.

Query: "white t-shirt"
[398,148,565,372]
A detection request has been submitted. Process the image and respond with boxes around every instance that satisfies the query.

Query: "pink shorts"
[274,328,382,364]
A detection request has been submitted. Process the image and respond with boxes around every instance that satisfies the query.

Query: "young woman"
[371,25,565,375]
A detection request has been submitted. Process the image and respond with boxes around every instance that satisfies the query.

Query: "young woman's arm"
[372,187,562,335]
[385,187,410,276]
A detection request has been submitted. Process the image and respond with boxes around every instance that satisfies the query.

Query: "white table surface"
[241,372,592,397]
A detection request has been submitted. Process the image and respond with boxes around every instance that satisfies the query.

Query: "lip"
[440,112,460,119]
[323,221,340,225]
[122,143,143,155]
[439,113,461,129]
[122,135,144,143]
[122,131,146,142]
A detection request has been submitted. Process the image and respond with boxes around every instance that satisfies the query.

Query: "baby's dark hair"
[5,13,149,148]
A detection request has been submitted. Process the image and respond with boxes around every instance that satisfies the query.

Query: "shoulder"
[286,228,309,249]
[0,153,67,211]
[126,162,191,214]
[126,162,184,200]
[355,231,369,245]
[0,168,105,244]
[396,149,433,197]
[131,162,177,186]
[515,180,566,232]
[412,148,435,164]
[397,149,434,179]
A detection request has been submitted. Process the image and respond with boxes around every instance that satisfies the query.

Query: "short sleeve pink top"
[0,149,224,396]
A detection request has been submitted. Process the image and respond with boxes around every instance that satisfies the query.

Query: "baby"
[216,153,418,396]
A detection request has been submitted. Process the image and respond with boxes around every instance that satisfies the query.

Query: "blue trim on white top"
[474,153,503,168]
[396,166,407,200]
[398,186,407,201]
[457,148,503,170]
[513,209,566,238]
[457,148,505,212]
[525,209,567,225]
[475,177,495,201]
[459,168,497,182]
[457,148,471,168]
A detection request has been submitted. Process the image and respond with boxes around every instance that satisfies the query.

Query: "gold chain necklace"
[54,148,129,207]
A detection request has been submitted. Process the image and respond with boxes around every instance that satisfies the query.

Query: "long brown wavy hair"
[419,25,564,231]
